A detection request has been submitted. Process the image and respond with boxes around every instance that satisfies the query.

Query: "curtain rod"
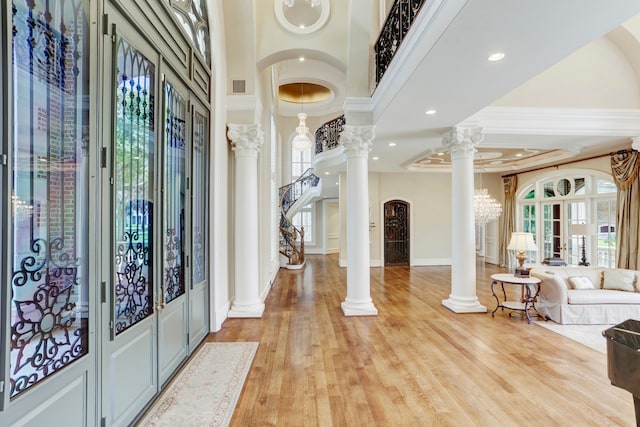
[501,148,633,178]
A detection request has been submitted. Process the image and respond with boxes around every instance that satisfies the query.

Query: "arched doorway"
[384,200,410,265]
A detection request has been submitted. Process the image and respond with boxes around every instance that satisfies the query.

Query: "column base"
[228,301,265,318]
[442,297,487,313]
[341,299,378,316]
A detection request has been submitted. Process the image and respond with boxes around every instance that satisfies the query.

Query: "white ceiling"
[280,0,640,176]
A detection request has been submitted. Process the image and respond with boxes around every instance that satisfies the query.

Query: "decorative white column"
[442,126,487,313]
[227,124,265,318]
[341,125,378,316]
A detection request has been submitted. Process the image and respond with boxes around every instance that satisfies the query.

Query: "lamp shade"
[507,232,537,252]
[571,223,592,236]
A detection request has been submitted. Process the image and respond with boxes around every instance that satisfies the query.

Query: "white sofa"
[529,266,640,324]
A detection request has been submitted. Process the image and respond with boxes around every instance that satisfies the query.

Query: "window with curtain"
[517,173,616,268]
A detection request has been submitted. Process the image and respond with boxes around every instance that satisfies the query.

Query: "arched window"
[170,0,211,66]
[516,170,617,268]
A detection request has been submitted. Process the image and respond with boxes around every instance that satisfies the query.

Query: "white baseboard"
[370,259,382,267]
[211,300,230,332]
[411,258,452,266]
[338,258,346,267]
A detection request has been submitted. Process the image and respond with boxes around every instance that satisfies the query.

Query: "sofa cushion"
[602,269,636,292]
[568,276,595,290]
[567,289,640,305]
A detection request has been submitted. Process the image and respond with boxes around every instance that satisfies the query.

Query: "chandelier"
[291,83,313,151]
[474,188,502,224]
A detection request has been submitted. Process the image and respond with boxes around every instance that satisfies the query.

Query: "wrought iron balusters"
[314,115,345,155]
[374,0,427,88]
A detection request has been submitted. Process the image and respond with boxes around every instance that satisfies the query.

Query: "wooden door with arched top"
[384,200,410,266]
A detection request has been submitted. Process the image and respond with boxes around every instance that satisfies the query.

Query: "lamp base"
[515,267,530,278]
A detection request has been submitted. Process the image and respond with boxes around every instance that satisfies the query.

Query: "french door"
[541,200,586,265]
[100,11,209,425]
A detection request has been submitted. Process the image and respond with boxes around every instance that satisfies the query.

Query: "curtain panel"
[611,150,640,269]
[499,175,517,267]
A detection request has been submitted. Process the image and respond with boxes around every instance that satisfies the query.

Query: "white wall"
[494,37,640,108]
[339,171,453,266]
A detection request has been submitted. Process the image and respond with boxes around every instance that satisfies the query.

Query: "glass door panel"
[10,0,90,399]
[113,38,155,335]
[596,199,617,268]
[162,82,186,304]
[157,76,188,385]
[566,201,587,266]
[189,101,209,349]
[542,203,562,260]
[191,109,207,286]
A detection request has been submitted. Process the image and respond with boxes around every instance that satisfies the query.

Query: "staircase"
[279,168,321,269]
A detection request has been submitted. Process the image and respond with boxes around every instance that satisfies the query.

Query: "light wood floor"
[208,254,635,426]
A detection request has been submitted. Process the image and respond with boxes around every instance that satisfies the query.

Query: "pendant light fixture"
[292,82,313,151]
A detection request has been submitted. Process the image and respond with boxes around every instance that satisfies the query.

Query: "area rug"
[138,342,259,427]
[535,321,607,354]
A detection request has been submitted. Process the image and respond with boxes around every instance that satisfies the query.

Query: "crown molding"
[226,95,263,114]
[463,107,640,136]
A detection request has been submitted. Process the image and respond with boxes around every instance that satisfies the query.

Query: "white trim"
[370,259,382,267]
[412,258,452,266]
[338,258,347,267]
[226,94,263,114]
[274,0,330,35]
[464,106,640,137]
[211,300,230,332]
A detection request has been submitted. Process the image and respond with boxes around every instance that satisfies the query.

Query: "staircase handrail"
[279,168,319,266]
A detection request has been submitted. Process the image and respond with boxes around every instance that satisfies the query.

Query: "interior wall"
[494,37,640,108]
[377,172,452,265]
[255,0,349,68]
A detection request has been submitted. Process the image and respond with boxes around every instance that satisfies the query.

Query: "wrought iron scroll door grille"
[384,200,410,266]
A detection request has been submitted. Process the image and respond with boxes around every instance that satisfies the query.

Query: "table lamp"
[571,223,591,266]
[508,232,538,277]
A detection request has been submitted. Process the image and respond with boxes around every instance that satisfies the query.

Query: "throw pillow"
[602,269,636,292]
[568,276,595,290]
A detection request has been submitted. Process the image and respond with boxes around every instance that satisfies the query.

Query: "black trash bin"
[603,319,640,427]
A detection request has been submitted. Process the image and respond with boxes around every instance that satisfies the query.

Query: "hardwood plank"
[209,255,635,426]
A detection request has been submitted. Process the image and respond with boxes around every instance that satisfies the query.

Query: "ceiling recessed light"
[425,109,437,115]
[515,153,523,157]
[324,171,330,175]
[388,142,396,147]
[335,182,338,185]
[437,152,445,156]
[488,52,505,62]
[299,24,305,29]
[299,56,305,62]
[372,156,379,160]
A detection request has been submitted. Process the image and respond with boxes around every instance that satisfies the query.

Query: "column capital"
[340,125,375,158]
[632,136,640,151]
[442,126,483,159]
[228,124,264,157]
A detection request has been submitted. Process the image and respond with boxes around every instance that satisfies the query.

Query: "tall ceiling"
[266,0,640,174]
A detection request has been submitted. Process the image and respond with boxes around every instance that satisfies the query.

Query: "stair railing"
[279,168,320,266]
[315,115,345,155]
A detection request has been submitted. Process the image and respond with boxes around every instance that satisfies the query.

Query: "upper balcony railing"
[315,115,345,155]
[374,0,427,89]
